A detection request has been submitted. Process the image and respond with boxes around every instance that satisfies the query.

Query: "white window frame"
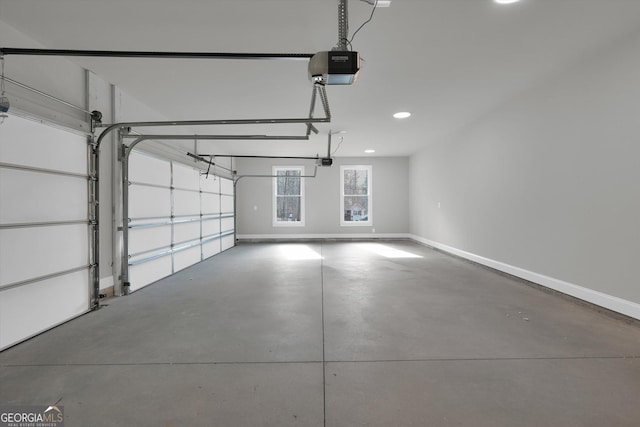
[273,166,305,227]
[340,165,373,227]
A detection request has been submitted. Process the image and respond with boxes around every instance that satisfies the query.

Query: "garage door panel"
[174,189,200,217]
[173,163,200,191]
[220,178,233,195]
[200,176,219,193]
[221,217,235,233]
[0,114,90,351]
[202,218,221,236]
[0,224,88,288]
[221,195,234,213]
[174,246,202,272]
[126,151,235,291]
[0,270,89,349]
[222,235,235,251]
[129,186,171,219]
[129,225,172,256]
[0,115,87,175]
[201,193,220,215]
[129,256,172,292]
[174,221,200,244]
[203,239,221,258]
[128,152,170,186]
[0,168,87,224]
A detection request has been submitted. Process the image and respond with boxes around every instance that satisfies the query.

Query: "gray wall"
[236,157,409,236]
[409,30,640,307]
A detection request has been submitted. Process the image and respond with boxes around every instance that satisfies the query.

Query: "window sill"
[273,222,306,227]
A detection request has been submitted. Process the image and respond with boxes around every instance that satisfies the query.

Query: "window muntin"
[273,166,305,226]
[340,165,372,226]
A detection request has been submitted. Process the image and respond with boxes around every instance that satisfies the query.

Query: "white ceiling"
[2,0,640,157]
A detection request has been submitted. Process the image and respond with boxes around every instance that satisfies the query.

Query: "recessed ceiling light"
[393,112,411,119]
[494,0,521,4]
[364,149,376,154]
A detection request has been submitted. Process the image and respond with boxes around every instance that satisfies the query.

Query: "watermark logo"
[0,405,64,427]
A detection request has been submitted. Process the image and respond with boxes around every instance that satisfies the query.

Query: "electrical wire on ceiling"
[335,0,380,51]
[350,0,380,45]
[331,136,345,156]
[333,0,379,77]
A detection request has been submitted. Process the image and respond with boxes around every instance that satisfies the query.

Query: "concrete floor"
[1,240,640,426]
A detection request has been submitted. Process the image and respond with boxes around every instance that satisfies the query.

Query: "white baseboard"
[237,233,412,240]
[409,234,640,321]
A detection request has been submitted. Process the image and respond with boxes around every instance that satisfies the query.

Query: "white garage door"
[0,114,91,350]
[127,150,235,292]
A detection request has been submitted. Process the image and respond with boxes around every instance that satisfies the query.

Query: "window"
[273,166,305,226]
[340,165,372,226]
